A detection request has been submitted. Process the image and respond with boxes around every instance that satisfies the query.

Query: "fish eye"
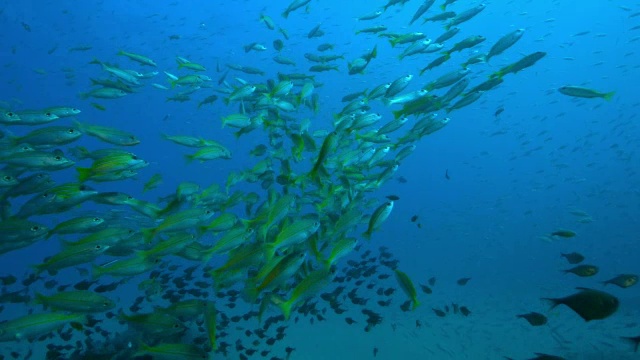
[93,217,101,222]
[79,185,87,191]
[31,226,40,231]
[129,136,136,140]
[173,324,181,328]
[54,155,62,161]
[131,155,138,160]
[3,176,11,181]
[95,245,102,249]
[6,112,13,116]
[45,112,52,116]
[103,302,110,307]
[68,129,75,133]
[127,195,133,200]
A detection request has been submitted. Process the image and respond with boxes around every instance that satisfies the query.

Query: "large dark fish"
[542,287,619,322]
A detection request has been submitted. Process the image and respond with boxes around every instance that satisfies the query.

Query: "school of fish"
[0,0,636,359]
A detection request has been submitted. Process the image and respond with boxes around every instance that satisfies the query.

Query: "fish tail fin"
[141,228,155,243]
[184,154,195,164]
[116,50,125,56]
[272,295,293,320]
[412,299,421,311]
[307,167,323,186]
[264,243,276,263]
[91,263,104,279]
[88,58,102,65]
[33,292,48,308]
[76,167,92,182]
[440,4,446,10]
[79,92,89,100]
[392,110,403,119]
[281,11,289,19]
[603,91,615,101]
[243,279,260,304]
[200,246,217,263]
[361,230,372,241]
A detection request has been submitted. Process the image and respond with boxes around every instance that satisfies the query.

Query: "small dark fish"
[397,176,408,183]
[386,195,400,201]
[168,34,181,40]
[428,277,436,286]
[459,306,471,316]
[273,39,284,51]
[73,279,98,290]
[410,215,418,222]
[494,106,504,117]
[528,353,566,360]
[373,347,378,357]
[621,335,640,353]
[543,287,619,321]
[383,288,395,296]
[93,281,121,293]
[400,300,411,312]
[90,103,106,111]
[602,274,638,288]
[415,319,422,328]
[0,275,17,286]
[345,317,356,324]
[551,229,576,238]
[445,169,450,180]
[419,284,432,294]
[285,346,295,356]
[561,252,584,264]
[516,312,548,326]
[457,277,471,286]
[432,308,446,317]
[562,264,598,277]
[21,22,32,32]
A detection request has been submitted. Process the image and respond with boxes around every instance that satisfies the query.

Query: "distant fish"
[602,274,638,288]
[561,252,585,264]
[516,312,547,326]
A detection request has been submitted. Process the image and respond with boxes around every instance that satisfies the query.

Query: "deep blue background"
[1,0,639,358]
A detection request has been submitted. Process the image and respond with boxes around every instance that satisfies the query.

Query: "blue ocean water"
[1,0,639,359]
